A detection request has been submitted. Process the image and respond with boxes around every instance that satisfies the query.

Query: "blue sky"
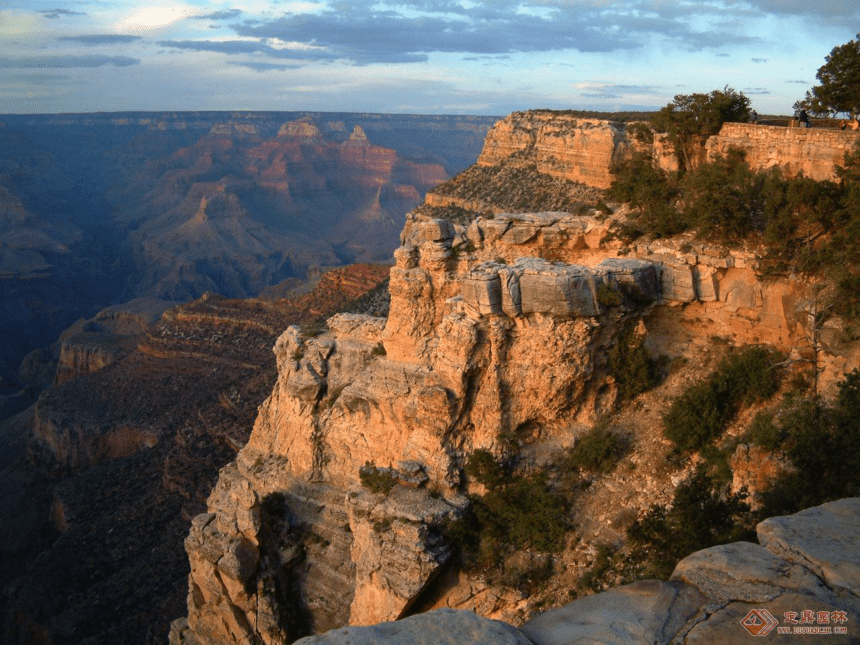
[1,0,858,115]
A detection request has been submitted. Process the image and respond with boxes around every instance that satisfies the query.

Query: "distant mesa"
[277,118,321,138]
[348,124,369,142]
[209,122,259,137]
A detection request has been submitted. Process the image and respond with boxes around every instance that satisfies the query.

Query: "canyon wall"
[470,112,859,192]
[173,209,858,645]
[706,122,858,181]
[172,110,860,645]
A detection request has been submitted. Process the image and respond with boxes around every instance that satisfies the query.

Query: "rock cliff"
[175,211,856,645]
[173,109,860,645]
[274,497,858,645]
[3,265,389,644]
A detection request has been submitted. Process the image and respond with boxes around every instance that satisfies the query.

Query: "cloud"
[116,5,199,33]
[192,9,243,21]
[742,87,770,94]
[0,55,140,68]
[737,0,860,19]
[217,0,782,66]
[227,61,303,71]
[57,35,143,45]
[12,73,70,85]
[157,38,336,60]
[572,82,663,100]
[751,57,768,63]
[40,8,85,19]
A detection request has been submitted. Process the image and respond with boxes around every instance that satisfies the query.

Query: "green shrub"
[371,341,386,356]
[609,326,660,402]
[359,462,397,494]
[679,148,763,243]
[596,282,622,308]
[565,426,625,474]
[758,369,860,517]
[626,469,752,579]
[465,449,507,488]
[663,346,780,453]
[448,455,570,575]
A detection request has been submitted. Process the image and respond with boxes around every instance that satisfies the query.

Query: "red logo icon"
[741,609,779,636]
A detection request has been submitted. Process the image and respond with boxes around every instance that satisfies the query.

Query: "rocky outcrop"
[477,112,630,189]
[470,112,860,195]
[285,498,858,645]
[706,122,860,181]
[292,608,534,645]
[523,497,860,644]
[175,199,860,644]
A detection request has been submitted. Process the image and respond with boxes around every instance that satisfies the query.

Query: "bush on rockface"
[563,425,625,475]
[663,345,781,453]
[450,452,570,576]
[609,325,662,402]
[753,369,860,517]
[626,469,753,580]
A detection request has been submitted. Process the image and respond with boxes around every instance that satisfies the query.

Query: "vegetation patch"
[359,462,397,494]
[449,451,570,577]
[663,345,781,453]
[752,369,860,517]
[609,325,661,403]
[626,469,754,580]
[563,425,626,475]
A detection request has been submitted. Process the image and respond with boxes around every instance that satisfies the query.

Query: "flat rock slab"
[684,592,857,645]
[520,580,701,645]
[293,608,534,645]
[757,497,860,597]
[671,541,826,605]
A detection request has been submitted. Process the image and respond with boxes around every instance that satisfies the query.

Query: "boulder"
[293,608,534,645]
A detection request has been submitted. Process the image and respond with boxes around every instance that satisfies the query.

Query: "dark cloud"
[193,9,243,20]
[230,4,638,65]
[0,55,139,68]
[57,35,142,45]
[742,87,771,94]
[157,39,338,61]
[219,1,774,66]
[576,84,662,100]
[227,61,302,71]
[735,0,860,18]
[41,8,85,19]
[751,57,768,63]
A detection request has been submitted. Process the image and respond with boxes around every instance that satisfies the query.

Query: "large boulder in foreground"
[522,497,860,645]
[293,608,533,645]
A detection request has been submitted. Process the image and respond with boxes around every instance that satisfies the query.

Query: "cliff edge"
[171,112,860,645]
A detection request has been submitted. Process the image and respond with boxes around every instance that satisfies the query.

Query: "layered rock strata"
[466,112,859,199]
[189,498,857,645]
[174,195,860,645]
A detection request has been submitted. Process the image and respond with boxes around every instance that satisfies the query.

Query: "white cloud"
[115,4,200,33]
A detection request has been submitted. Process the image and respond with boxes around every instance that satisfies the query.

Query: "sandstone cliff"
[175,211,857,645]
[3,265,389,645]
[206,497,854,645]
[173,110,860,645]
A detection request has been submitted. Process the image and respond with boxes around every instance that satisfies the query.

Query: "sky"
[1,0,858,116]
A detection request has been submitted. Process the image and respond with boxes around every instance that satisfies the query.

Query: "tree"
[803,34,860,118]
[652,87,750,172]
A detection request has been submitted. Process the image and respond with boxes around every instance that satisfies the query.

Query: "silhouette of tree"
[803,34,860,118]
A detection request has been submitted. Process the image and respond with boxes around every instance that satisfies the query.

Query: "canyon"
[4,110,859,645]
[0,112,497,386]
[168,114,860,645]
